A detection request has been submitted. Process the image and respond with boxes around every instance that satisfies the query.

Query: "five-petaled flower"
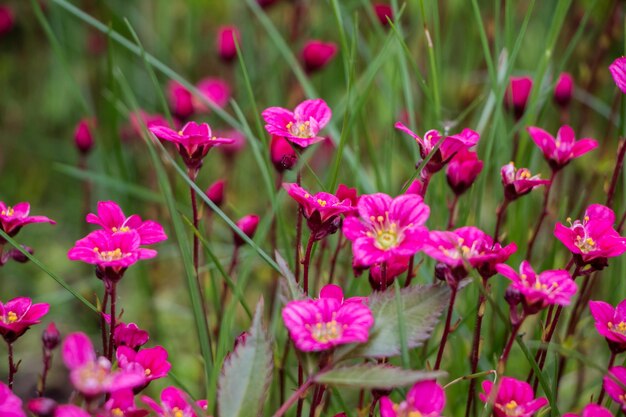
[500,162,550,201]
[343,193,430,267]
[527,125,597,171]
[0,201,55,239]
[479,377,548,417]
[262,99,332,148]
[117,345,171,384]
[589,299,626,353]
[0,297,49,343]
[563,404,612,417]
[282,285,373,351]
[380,380,446,417]
[142,386,208,417]
[0,381,26,417]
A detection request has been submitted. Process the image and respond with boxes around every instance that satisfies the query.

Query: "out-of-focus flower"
[479,377,548,417]
[380,380,445,417]
[446,149,483,195]
[0,201,55,239]
[609,57,626,94]
[563,404,613,417]
[604,366,626,410]
[301,40,338,73]
[167,81,194,119]
[74,118,95,155]
[27,397,57,417]
[270,135,298,172]
[194,77,231,113]
[234,214,260,246]
[0,6,15,37]
[554,72,574,108]
[505,76,533,118]
[217,26,240,63]
[373,3,393,27]
[54,405,90,417]
[117,345,171,383]
[142,386,208,417]
[258,0,280,8]
[205,179,226,208]
[86,201,167,245]
[500,162,550,201]
[0,297,49,343]
[527,125,597,171]
[262,99,332,148]
[589,299,626,353]
[102,389,149,417]
[218,129,246,160]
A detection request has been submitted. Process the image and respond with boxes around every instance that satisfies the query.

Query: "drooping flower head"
[609,57,626,94]
[343,193,429,267]
[270,135,298,172]
[395,122,480,174]
[117,345,171,383]
[167,81,194,119]
[205,179,226,208]
[0,6,14,37]
[589,299,626,353]
[142,386,208,417]
[233,214,260,246]
[527,125,597,171]
[301,40,338,73]
[604,366,626,411]
[0,201,55,240]
[217,25,240,63]
[0,297,49,343]
[368,256,410,291]
[554,72,574,108]
[284,183,356,240]
[479,377,548,417]
[193,77,231,113]
[380,380,445,417]
[62,332,145,398]
[500,162,550,201]
[86,201,167,245]
[373,3,393,27]
[149,121,234,174]
[554,204,626,269]
[282,285,373,351]
[505,76,533,119]
[496,261,576,315]
[262,99,332,148]
[563,404,613,417]
[446,148,483,195]
[0,381,26,417]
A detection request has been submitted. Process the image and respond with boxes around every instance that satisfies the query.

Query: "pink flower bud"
[42,322,61,350]
[234,214,259,246]
[373,3,393,27]
[404,179,424,196]
[446,149,483,195]
[27,397,57,417]
[270,135,298,172]
[74,119,94,155]
[167,80,194,119]
[206,179,226,208]
[194,77,231,113]
[301,40,338,73]
[0,6,14,37]
[217,26,240,63]
[504,76,533,119]
[553,72,574,108]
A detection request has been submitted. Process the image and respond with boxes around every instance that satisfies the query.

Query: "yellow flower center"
[366,212,404,250]
[391,402,424,417]
[306,312,345,343]
[500,400,521,416]
[93,247,127,261]
[5,311,17,324]
[1,207,14,217]
[608,321,626,333]
[172,407,184,417]
[286,121,314,138]
[111,408,124,417]
[111,226,131,233]
[145,368,152,376]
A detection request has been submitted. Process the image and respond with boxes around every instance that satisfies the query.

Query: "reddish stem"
[275,371,315,417]
[465,280,488,417]
[434,284,458,370]
[302,234,316,295]
[526,170,557,261]
[493,200,509,244]
[6,341,16,390]
[328,234,343,284]
[606,139,626,209]
[295,172,303,283]
[100,290,109,356]
[38,348,52,397]
[404,256,415,288]
[107,282,117,361]
[597,351,617,404]
[447,195,459,230]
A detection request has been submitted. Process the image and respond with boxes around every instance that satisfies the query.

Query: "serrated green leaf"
[218,299,273,417]
[314,364,445,389]
[341,284,450,359]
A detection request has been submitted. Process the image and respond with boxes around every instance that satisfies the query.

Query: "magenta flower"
[149,121,234,173]
[205,179,226,208]
[0,6,14,37]
[505,76,533,118]
[368,256,410,290]
[604,366,626,410]
[43,322,61,350]
[142,386,208,417]
[563,404,612,417]
[117,345,171,382]
[114,321,150,350]
[121,110,171,141]
[0,381,26,417]
[343,193,430,267]
[500,162,550,201]
[282,285,373,351]
[262,99,332,148]
[284,183,356,239]
[103,389,149,417]
[0,297,49,343]
[554,72,574,108]
[380,380,445,417]
[445,148,483,195]
[609,57,626,94]
[233,214,260,246]
[554,204,626,268]
[217,25,240,63]
[86,201,167,245]
[395,123,479,173]
[589,299,626,352]
[54,405,91,417]
[270,135,298,172]
[194,77,231,112]
[527,125,597,171]
[0,201,55,239]
[167,80,194,119]
[62,332,145,397]
[301,40,338,73]
[480,377,548,417]
[74,118,95,155]
[496,261,576,314]
[373,3,393,26]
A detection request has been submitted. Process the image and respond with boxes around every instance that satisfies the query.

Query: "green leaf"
[275,250,305,301]
[314,364,445,389]
[218,299,273,417]
[342,284,450,359]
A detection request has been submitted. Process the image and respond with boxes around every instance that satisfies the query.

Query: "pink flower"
[527,125,597,171]
[479,377,548,417]
[395,123,479,173]
[167,81,194,119]
[205,179,226,208]
[0,6,14,37]
[42,322,61,350]
[284,183,356,238]
[114,321,150,350]
[121,110,170,140]
[27,398,57,417]
[217,25,240,63]
[54,405,90,417]
[301,40,338,73]
[62,332,145,397]
[102,389,149,417]
[500,162,549,201]
[342,193,429,267]
[117,346,171,382]
[262,99,332,148]
[234,214,260,246]
[373,3,393,27]
[74,118,95,155]
[368,256,410,291]
[380,380,445,417]
[149,121,234,173]
[589,299,626,352]
[405,179,424,196]
[609,57,626,94]
[0,381,26,417]
[193,77,231,112]
[496,261,576,314]
[446,149,483,195]
[142,386,208,417]
[554,204,626,268]
[0,297,49,343]
[335,184,360,216]
[604,366,626,410]
[505,76,533,118]
[554,72,574,108]
[0,201,55,238]
[86,201,167,245]
[563,404,613,417]
[270,135,298,172]
[282,285,373,351]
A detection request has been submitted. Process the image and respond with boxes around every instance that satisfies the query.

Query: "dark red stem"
[295,172,303,283]
[434,284,458,370]
[6,341,16,390]
[107,282,117,361]
[493,200,509,244]
[465,280,488,417]
[606,139,626,209]
[302,234,316,296]
[526,170,557,261]
[447,195,459,230]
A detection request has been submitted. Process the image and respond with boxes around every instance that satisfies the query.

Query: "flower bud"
[369,259,409,291]
[42,322,60,351]
[234,214,260,246]
[553,72,573,108]
[0,6,14,37]
[217,26,240,63]
[301,40,338,73]
[404,179,424,196]
[10,245,33,263]
[73,119,94,155]
[27,398,57,417]
[206,179,226,208]
[504,76,533,119]
[373,3,393,27]
[446,149,483,195]
[270,135,298,172]
[167,80,194,119]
